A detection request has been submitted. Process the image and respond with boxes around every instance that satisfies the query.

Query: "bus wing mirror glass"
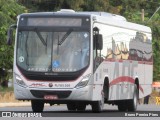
[94,34,103,50]
[7,28,13,45]
[97,34,103,50]
[7,24,17,45]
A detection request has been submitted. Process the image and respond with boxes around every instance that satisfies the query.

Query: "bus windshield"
[17,29,90,73]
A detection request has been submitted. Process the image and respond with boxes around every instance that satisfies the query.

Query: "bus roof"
[19,9,126,21]
[18,9,151,34]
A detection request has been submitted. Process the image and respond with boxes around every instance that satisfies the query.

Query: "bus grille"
[30,90,72,99]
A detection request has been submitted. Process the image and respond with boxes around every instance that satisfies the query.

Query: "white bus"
[7,9,153,112]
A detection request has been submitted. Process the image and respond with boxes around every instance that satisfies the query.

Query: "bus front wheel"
[92,101,103,113]
[77,104,86,111]
[31,100,44,112]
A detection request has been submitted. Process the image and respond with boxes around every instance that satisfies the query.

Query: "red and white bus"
[7,9,153,112]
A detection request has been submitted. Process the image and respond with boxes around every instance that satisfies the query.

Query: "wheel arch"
[103,77,109,100]
[134,78,139,99]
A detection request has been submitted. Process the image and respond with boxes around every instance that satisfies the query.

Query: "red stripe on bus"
[104,59,153,65]
[109,76,144,94]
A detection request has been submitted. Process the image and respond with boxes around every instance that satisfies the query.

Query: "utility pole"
[141,9,144,22]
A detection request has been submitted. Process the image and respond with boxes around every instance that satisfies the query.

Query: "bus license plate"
[44,95,58,100]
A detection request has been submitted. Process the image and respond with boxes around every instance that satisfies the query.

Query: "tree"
[17,0,120,13]
[148,12,160,81]
[0,0,25,86]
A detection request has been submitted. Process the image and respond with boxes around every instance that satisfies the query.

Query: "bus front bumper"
[14,83,93,101]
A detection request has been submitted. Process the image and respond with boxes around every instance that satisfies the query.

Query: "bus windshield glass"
[17,29,90,72]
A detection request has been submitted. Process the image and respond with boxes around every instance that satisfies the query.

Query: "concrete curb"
[0,102,31,107]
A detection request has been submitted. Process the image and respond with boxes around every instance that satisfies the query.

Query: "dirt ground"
[0,91,19,103]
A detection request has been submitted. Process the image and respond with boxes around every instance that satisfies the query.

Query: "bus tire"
[103,78,109,100]
[31,100,44,112]
[118,101,127,111]
[77,104,86,111]
[92,101,103,113]
[127,85,138,111]
[67,103,76,111]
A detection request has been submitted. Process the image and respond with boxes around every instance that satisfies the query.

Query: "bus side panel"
[93,22,152,101]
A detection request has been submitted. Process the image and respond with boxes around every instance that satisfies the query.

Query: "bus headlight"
[15,75,27,87]
[76,74,91,88]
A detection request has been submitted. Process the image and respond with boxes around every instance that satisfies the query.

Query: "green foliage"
[148,18,160,81]
[18,0,116,13]
[0,86,13,92]
[0,0,25,79]
[83,0,110,11]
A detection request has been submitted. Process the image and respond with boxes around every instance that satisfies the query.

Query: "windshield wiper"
[58,29,73,45]
[35,29,47,46]
[25,31,29,66]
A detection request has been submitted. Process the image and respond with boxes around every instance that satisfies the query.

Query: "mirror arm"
[7,24,17,45]
[10,24,17,29]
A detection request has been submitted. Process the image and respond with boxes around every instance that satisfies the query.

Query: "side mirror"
[7,24,17,45]
[94,34,103,50]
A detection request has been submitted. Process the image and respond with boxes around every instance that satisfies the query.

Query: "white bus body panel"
[13,12,152,102]
[92,16,152,100]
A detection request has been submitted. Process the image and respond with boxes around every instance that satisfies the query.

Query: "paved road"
[0,104,160,118]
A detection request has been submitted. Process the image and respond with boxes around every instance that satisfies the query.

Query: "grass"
[0,86,14,92]
[0,86,17,102]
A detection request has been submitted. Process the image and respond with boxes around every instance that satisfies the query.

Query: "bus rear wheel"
[127,85,138,111]
[31,100,44,112]
[118,101,127,111]
[117,84,138,112]
[92,101,103,113]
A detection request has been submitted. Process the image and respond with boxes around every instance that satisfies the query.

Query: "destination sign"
[27,18,82,27]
